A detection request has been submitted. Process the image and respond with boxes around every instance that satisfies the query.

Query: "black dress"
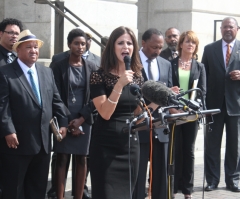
[89,69,143,199]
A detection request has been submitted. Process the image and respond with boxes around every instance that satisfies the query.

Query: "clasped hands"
[68,117,85,137]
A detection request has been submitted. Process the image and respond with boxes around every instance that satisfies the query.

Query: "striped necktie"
[28,69,42,105]
[147,59,154,80]
[7,52,13,64]
[226,44,231,67]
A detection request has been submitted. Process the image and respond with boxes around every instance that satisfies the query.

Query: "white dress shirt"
[139,48,160,81]
[17,58,41,91]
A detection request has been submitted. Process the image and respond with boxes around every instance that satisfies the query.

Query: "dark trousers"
[174,121,198,194]
[205,101,240,186]
[151,138,168,199]
[133,142,149,199]
[133,139,168,199]
[1,149,50,199]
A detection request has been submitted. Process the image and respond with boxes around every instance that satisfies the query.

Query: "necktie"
[7,52,13,64]
[27,69,41,105]
[226,44,231,67]
[147,59,154,80]
[172,52,178,59]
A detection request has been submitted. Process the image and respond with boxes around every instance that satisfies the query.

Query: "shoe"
[82,188,91,199]
[205,184,218,191]
[184,195,192,199]
[226,184,240,192]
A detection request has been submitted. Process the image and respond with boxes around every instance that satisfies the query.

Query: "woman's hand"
[117,70,135,87]
[68,117,85,136]
[170,86,181,94]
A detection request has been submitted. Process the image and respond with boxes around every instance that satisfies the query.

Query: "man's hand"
[229,70,240,80]
[59,127,67,139]
[170,86,181,94]
[68,117,85,137]
[5,133,19,149]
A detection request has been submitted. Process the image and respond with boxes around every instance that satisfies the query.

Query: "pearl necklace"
[179,58,192,70]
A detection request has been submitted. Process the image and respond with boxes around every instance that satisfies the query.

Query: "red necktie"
[226,44,231,67]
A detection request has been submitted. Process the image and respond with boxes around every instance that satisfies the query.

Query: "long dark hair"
[100,26,142,76]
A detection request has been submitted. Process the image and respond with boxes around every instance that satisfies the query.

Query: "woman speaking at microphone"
[170,31,206,199]
[89,26,157,199]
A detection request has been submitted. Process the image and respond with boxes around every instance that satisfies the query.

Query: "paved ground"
[46,127,240,199]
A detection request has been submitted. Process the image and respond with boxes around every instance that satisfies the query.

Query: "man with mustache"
[0,17,23,199]
[133,28,173,199]
[202,17,240,192]
[160,27,180,61]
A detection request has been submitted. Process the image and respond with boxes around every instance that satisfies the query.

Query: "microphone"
[178,97,201,111]
[124,55,131,70]
[130,84,146,106]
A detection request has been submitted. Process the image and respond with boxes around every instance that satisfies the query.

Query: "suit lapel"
[189,59,198,88]
[36,64,45,108]
[228,40,240,67]
[13,61,40,107]
[214,40,225,70]
[83,59,90,104]
[172,58,179,86]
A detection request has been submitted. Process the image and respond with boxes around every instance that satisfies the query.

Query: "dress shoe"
[82,189,91,199]
[226,183,240,192]
[205,184,218,191]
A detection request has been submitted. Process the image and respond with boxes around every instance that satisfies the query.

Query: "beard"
[168,45,177,51]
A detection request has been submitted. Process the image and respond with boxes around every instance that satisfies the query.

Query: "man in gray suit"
[0,29,68,199]
[133,28,173,199]
[202,17,240,192]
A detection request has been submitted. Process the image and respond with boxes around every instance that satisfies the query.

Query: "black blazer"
[202,39,240,116]
[139,56,173,143]
[52,57,98,124]
[0,60,68,155]
[160,47,174,61]
[171,57,206,100]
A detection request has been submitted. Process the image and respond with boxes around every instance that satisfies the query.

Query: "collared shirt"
[17,58,40,91]
[0,44,17,64]
[222,39,235,67]
[139,48,160,81]
[82,50,89,59]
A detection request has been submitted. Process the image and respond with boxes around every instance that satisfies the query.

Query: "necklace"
[179,58,192,70]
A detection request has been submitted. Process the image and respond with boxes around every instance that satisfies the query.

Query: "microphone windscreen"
[141,80,172,106]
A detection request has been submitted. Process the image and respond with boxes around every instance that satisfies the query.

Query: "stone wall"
[0,0,138,58]
[0,0,52,58]
[137,0,240,60]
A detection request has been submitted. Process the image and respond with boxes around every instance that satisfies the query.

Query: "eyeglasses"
[3,30,20,36]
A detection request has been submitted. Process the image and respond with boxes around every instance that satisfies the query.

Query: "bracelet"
[112,89,122,95]
[108,98,118,104]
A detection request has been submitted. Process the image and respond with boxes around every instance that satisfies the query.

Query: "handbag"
[50,116,62,142]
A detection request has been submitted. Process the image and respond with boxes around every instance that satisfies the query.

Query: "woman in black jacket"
[52,28,98,199]
[171,31,206,199]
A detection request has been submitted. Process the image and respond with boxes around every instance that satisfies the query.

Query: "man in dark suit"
[0,29,69,199]
[160,27,180,61]
[202,17,240,192]
[82,32,101,66]
[133,28,174,199]
[0,18,23,66]
[0,17,23,199]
